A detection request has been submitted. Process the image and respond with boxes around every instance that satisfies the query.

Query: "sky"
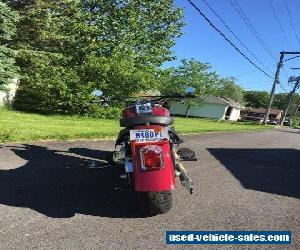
[165,0,300,93]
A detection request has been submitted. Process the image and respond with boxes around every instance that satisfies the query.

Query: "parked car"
[240,116,264,123]
[283,118,293,126]
[267,119,279,125]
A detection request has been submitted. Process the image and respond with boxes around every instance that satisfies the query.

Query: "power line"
[230,0,291,79]
[198,0,273,75]
[283,0,300,47]
[279,83,288,93]
[230,0,277,61]
[284,55,300,62]
[228,59,297,80]
[186,0,273,79]
[268,0,295,50]
[283,55,300,80]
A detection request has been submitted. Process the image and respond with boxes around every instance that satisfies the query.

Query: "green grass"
[0,108,271,143]
[174,117,271,134]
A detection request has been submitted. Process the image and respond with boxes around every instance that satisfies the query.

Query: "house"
[0,79,18,106]
[242,108,283,122]
[170,95,242,121]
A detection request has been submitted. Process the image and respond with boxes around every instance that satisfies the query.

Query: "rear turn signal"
[140,145,164,170]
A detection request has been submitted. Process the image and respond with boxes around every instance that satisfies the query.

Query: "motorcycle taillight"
[140,145,164,170]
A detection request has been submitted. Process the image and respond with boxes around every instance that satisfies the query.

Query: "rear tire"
[138,191,172,215]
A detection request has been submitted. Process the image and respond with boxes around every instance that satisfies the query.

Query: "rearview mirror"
[185,87,195,95]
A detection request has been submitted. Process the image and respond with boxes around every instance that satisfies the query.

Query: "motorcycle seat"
[120,115,174,127]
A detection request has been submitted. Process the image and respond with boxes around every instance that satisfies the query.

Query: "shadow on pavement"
[273,129,300,135]
[0,145,143,218]
[207,148,300,199]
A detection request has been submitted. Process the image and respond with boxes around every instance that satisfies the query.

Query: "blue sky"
[165,0,300,93]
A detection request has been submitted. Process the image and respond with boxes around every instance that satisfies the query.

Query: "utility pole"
[263,51,300,125]
[263,52,285,124]
[292,69,300,118]
[279,76,300,125]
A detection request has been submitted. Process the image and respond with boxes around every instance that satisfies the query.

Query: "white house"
[0,79,18,106]
[170,95,242,121]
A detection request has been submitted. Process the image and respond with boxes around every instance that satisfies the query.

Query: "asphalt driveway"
[0,129,299,249]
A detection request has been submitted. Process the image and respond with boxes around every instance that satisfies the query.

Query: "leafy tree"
[217,77,244,104]
[0,2,19,90]
[273,93,288,110]
[8,0,183,114]
[243,90,269,108]
[243,90,299,116]
[7,0,75,112]
[273,92,300,116]
[160,58,220,96]
[160,59,233,117]
[289,93,300,116]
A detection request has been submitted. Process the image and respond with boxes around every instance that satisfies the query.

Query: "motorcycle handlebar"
[93,94,198,108]
[134,93,196,99]
[99,94,197,102]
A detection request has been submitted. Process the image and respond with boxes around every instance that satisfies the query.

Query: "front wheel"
[137,191,172,215]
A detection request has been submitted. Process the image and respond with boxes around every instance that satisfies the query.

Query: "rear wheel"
[138,191,172,215]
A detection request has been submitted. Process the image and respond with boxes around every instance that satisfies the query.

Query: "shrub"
[294,116,300,127]
[88,105,122,120]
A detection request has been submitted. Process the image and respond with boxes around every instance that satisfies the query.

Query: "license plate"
[130,128,169,143]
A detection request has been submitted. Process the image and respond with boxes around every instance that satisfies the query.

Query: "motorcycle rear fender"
[131,139,176,192]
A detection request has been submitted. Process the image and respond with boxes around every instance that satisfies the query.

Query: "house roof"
[248,108,283,115]
[199,95,241,107]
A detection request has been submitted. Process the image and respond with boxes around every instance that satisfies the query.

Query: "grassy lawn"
[0,108,271,143]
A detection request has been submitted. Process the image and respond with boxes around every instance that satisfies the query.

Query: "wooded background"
[1,0,299,118]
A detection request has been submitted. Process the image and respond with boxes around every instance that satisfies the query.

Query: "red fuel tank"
[122,106,170,118]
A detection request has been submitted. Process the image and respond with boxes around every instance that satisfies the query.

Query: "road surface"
[0,129,299,249]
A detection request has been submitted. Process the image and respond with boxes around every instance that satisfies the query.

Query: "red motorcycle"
[112,96,196,215]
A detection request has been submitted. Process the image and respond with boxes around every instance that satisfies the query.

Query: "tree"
[0,2,19,90]
[160,58,220,96]
[160,58,229,118]
[273,92,300,116]
[7,0,76,113]
[273,93,288,110]
[243,90,269,108]
[217,77,244,104]
[8,0,183,114]
[289,93,300,116]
